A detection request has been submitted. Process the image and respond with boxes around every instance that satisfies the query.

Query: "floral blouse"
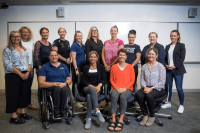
[3,47,31,73]
[140,62,166,91]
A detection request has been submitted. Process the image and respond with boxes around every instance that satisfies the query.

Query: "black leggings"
[5,73,31,113]
[136,88,165,117]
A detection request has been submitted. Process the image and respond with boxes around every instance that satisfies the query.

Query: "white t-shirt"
[168,45,176,66]
[21,40,33,68]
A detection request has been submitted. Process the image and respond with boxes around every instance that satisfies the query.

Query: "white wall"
[0,5,200,91]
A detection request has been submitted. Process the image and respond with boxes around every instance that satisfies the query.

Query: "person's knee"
[54,86,61,92]
[62,86,70,93]
[146,93,154,100]
[120,95,126,102]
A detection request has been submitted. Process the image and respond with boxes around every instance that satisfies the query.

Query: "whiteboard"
[76,22,177,50]
[8,22,75,45]
[179,23,200,62]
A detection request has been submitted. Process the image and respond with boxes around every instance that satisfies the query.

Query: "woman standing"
[141,32,165,66]
[19,26,38,110]
[107,49,135,132]
[71,31,85,107]
[82,51,106,129]
[124,30,141,88]
[161,30,186,113]
[136,48,166,127]
[3,31,32,124]
[34,27,52,102]
[52,27,71,71]
[85,26,103,65]
[101,25,124,107]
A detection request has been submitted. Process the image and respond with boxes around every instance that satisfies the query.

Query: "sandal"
[114,122,124,132]
[107,122,116,132]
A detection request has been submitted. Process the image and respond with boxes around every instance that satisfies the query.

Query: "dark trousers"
[49,86,70,112]
[136,88,165,117]
[167,69,184,105]
[28,72,34,104]
[36,68,41,103]
[5,73,31,113]
[105,71,111,102]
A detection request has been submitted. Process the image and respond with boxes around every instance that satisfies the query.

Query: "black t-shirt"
[53,39,70,63]
[87,70,98,86]
[124,44,141,65]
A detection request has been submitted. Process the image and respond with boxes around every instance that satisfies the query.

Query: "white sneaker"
[177,105,184,113]
[161,103,171,109]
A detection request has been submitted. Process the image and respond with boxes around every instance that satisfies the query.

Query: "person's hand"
[76,70,79,76]
[107,66,111,72]
[144,87,153,94]
[169,66,176,70]
[166,65,170,70]
[66,58,71,64]
[23,72,30,80]
[54,82,61,86]
[19,73,26,80]
[95,85,101,93]
[105,66,109,72]
[31,68,34,74]
[59,82,67,88]
[38,66,41,70]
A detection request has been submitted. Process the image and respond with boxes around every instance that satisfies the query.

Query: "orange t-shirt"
[110,64,135,91]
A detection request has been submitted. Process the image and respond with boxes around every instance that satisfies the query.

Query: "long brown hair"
[171,30,181,42]
[73,30,83,43]
[7,31,26,51]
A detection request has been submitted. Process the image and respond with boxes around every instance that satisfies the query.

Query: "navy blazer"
[164,42,186,75]
[81,64,106,87]
[141,42,165,66]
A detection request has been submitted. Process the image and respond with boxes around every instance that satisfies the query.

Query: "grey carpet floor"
[0,92,200,133]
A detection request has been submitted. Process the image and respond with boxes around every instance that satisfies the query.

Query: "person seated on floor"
[107,48,135,132]
[82,51,106,130]
[38,50,72,118]
[135,48,166,127]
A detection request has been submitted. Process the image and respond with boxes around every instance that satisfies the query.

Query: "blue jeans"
[167,69,184,105]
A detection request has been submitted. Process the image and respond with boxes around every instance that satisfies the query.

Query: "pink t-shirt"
[103,39,124,65]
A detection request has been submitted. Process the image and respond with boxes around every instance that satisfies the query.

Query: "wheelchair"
[40,86,75,129]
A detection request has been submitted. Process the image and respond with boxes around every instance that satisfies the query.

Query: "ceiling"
[0,0,200,6]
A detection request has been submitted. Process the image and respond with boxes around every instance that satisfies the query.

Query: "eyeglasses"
[11,36,20,39]
[92,30,98,32]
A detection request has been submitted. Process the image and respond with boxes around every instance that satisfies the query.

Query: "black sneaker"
[10,117,25,124]
[54,111,61,118]
[19,113,32,120]
[61,111,67,117]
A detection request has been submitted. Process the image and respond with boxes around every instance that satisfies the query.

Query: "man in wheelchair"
[38,50,72,118]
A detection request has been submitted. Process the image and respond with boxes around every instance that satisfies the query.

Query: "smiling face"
[128,34,136,44]
[21,28,30,41]
[118,52,127,63]
[89,53,98,64]
[49,51,58,63]
[58,28,66,39]
[170,32,179,43]
[91,27,98,38]
[110,27,118,38]
[149,33,157,45]
[76,33,83,43]
[41,29,49,39]
[11,32,21,44]
[148,49,158,62]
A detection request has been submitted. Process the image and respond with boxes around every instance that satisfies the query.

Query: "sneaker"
[60,111,67,117]
[177,105,184,113]
[96,111,105,123]
[19,113,32,120]
[161,102,171,109]
[54,111,61,118]
[84,118,91,129]
[10,117,25,124]
[76,102,84,108]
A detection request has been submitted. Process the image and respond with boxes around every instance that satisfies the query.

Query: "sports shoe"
[177,105,184,113]
[84,118,91,129]
[161,102,171,109]
[96,111,105,123]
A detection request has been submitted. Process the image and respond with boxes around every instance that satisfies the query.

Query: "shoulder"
[104,40,110,44]
[155,43,164,48]
[177,42,185,47]
[117,39,124,44]
[3,47,11,53]
[142,63,148,69]
[135,44,140,48]
[98,64,104,69]
[83,65,90,71]
[127,64,133,69]
[111,64,118,70]
[35,41,41,45]
[157,62,165,69]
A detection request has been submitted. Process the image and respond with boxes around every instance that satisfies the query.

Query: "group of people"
[3,25,186,131]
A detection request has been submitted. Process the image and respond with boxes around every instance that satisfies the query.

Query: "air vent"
[69,1,186,4]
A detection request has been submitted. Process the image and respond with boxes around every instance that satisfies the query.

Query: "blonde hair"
[110,25,118,32]
[7,31,26,51]
[87,26,99,40]
[19,26,33,41]
[58,27,67,34]
[73,31,83,43]
[171,30,181,42]
[149,32,158,38]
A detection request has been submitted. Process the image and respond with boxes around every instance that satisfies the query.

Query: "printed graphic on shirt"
[125,47,135,53]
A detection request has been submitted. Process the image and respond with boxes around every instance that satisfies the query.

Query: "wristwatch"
[75,68,78,71]
[152,87,155,90]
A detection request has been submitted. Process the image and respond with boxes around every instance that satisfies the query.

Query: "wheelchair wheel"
[41,89,48,122]
[67,91,74,118]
